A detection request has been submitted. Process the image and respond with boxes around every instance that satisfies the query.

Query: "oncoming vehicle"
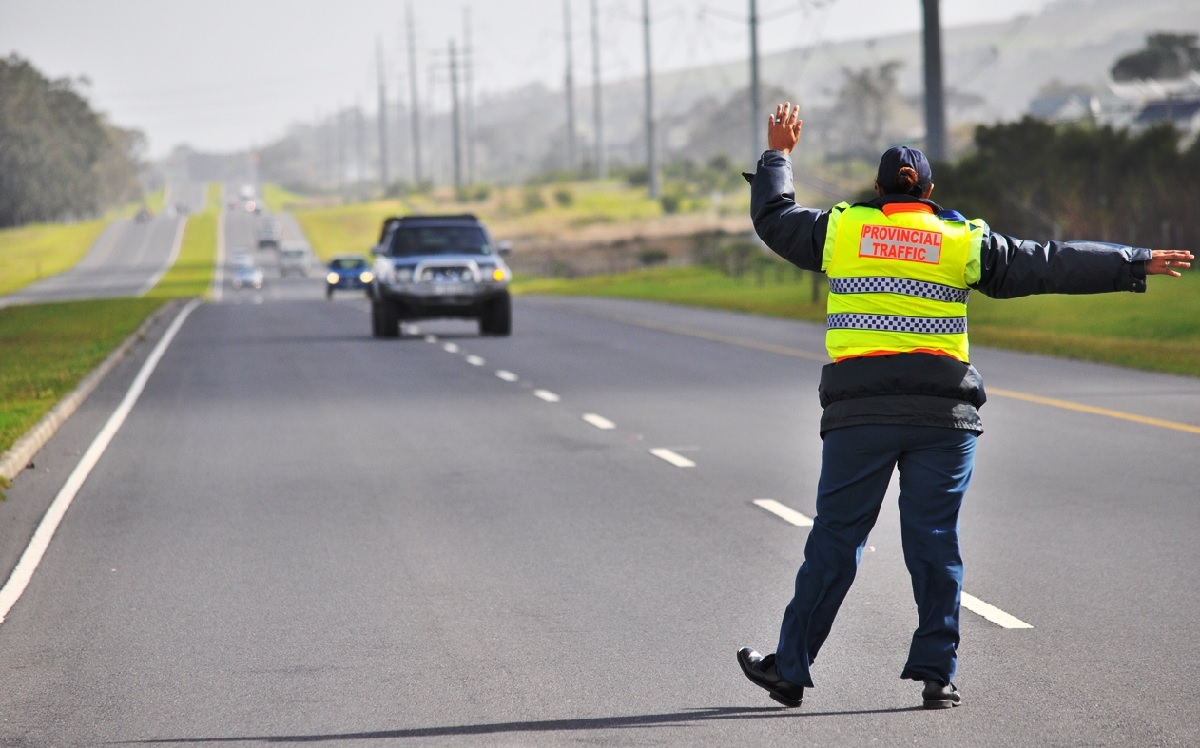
[325,254,373,298]
[232,264,264,290]
[279,242,313,277]
[257,218,282,249]
[369,214,512,338]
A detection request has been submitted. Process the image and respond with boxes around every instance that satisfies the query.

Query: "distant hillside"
[250,0,1200,190]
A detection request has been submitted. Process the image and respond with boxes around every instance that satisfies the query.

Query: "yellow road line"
[987,388,1200,434]
[590,310,1200,435]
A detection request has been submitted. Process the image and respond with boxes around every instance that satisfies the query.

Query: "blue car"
[325,255,373,298]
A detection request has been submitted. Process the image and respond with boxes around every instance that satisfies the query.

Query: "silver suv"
[369,214,512,338]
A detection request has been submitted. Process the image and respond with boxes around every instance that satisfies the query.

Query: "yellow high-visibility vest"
[820,201,988,362]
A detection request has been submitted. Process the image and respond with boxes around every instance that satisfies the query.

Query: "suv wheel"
[371,299,400,338]
[479,293,512,336]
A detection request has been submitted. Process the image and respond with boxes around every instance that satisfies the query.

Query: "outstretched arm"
[973,234,1192,298]
[747,102,827,273]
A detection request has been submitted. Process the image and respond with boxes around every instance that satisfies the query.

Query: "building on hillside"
[1027,72,1200,141]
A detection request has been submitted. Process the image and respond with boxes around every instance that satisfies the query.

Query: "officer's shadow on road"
[115,704,924,744]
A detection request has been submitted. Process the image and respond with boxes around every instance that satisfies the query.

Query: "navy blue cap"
[876,146,933,194]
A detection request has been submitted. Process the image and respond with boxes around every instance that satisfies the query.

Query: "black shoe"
[921,680,961,709]
[737,647,804,707]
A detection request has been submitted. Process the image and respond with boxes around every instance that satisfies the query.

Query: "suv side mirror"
[496,240,513,256]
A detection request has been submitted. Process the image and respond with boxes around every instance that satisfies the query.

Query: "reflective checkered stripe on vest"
[821,202,981,362]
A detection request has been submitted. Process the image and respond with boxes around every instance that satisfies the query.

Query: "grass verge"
[0,220,110,297]
[515,267,1200,377]
[146,184,220,299]
[1,185,222,481]
[0,297,167,452]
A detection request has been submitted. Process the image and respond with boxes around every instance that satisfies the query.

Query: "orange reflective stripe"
[880,202,935,217]
[835,348,959,362]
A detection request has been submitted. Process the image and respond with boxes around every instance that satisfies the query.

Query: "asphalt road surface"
[0,182,208,309]
[1,204,1198,745]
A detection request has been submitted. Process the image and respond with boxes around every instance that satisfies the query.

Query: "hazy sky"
[2,0,1054,158]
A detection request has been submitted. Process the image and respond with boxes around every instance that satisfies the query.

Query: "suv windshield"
[389,226,491,257]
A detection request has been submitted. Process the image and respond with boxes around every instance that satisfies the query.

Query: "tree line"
[933,119,1200,250]
[0,54,145,228]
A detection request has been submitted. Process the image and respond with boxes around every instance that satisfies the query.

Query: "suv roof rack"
[393,213,479,223]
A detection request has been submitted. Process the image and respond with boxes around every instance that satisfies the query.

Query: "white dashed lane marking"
[533,390,561,403]
[752,497,1034,629]
[649,448,695,468]
[442,342,459,353]
[495,370,518,382]
[465,355,485,366]
[961,592,1033,629]
[752,498,814,527]
[582,413,616,430]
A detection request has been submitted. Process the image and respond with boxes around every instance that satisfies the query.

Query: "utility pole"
[406,2,423,186]
[563,0,577,173]
[749,0,762,161]
[642,0,659,199]
[590,0,606,179]
[449,39,463,191]
[376,37,390,191]
[463,7,475,184]
[335,107,344,198]
[922,0,947,161]
[355,101,367,200]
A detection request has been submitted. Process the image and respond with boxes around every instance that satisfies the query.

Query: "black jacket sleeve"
[972,232,1151,298]
[746,150,828,273]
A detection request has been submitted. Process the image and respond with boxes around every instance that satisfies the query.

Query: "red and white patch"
[858,224,943,264]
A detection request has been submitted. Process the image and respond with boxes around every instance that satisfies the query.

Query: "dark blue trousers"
[774,424,977,688]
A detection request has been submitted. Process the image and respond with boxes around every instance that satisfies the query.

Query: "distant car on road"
[232,264,264,290]
[279,242,313,277]
[369,213,512,338]
[325,255,373,299]
[134,206,152,223]
[257,218,282,249]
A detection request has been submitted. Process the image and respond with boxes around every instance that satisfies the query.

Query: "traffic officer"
[736,101,1193,710]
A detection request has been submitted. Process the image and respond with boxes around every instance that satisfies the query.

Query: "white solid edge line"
[650,448,695,468]
[752,498,814,527]
[533,390,561,403]
[0,298,201,626]
[495,370,518,382]
[465,355,485,366]
[961,591,1034,629]
[582,413,616,430]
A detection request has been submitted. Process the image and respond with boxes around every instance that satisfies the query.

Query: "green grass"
[1,185,223,477]
[0,220,110,296]
[146,184,220,299]
[291,201,401,261]
[515,267,1200,376]
[280,179,687,261]
[0,297,167,454]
